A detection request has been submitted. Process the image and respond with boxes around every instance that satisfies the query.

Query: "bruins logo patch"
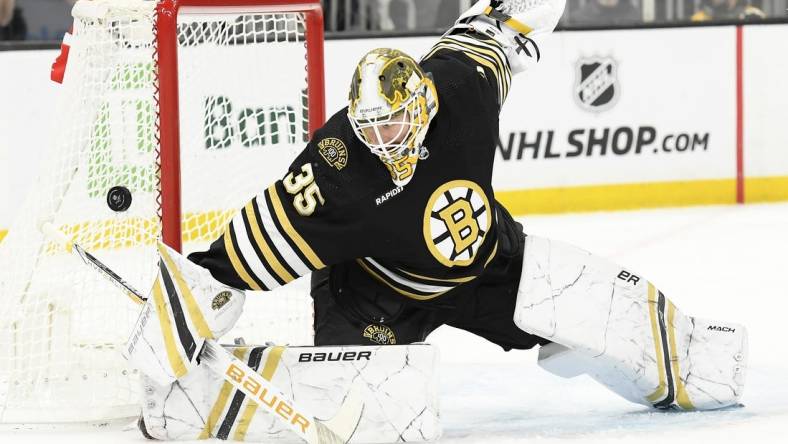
[212,291,233,310]
[423,180,491,267]
[363,324,397,345]
[317,137,348,171]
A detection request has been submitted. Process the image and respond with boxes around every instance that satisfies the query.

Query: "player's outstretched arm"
[187,176,325,292]
[456,0,565,72]
[423,0,565,110]
[188,133,361,292]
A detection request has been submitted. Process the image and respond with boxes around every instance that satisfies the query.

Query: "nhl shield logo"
[575,57,619,112]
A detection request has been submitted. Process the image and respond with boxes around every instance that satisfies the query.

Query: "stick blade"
[316,381,365,444]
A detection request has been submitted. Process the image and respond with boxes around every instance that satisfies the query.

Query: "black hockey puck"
[107,186,132,212]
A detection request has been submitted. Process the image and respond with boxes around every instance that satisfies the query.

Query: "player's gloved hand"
[124,242,245,386]
[454,0,566,74]
[460,0,565,37]
[153,242,245,339]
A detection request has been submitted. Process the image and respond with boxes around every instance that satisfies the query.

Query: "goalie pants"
[310,232,548,350]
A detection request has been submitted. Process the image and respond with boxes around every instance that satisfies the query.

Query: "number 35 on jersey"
[283,164,325,216]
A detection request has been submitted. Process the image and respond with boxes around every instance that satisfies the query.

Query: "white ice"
[3,202,787,443]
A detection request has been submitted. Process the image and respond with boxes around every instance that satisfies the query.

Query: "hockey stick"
[40,222,363,444]
[41,223,146,306]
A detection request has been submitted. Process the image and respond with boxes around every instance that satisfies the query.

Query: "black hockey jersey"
[189,31,522,304]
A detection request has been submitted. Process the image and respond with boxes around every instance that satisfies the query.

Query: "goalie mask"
[348,48,438,187]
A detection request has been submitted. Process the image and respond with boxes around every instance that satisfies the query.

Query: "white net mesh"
[0,0,317,424]
[176,8,313,348]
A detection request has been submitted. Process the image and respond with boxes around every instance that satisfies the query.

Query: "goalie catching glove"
[124,242,245,386]
[452,0,566,74]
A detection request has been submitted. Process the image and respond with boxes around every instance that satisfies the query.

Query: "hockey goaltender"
[127,1,747,442]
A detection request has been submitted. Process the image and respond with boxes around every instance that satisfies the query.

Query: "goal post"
[0,0,325,424]
[156,0,326,251]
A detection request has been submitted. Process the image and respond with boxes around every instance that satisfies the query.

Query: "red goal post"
[155,0,326,252]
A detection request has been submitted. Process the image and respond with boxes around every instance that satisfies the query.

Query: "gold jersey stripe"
[426,35,510,87]
[158,243,213,339]
[395,241,497,285]
[267,185,326,270]
[151,278,188,379]
[397,268,477,284]
[424,39,509,105]
[446,35,511,83]
[223,224,263,291]
[667,301,696,410]
[244,202,296,284]
[484,240,499,267]
[199,347,249,439]
[466,52,507,97]
[232,346,286,441]
[357,259,451,301]
[646,283,668,403]
[428,41,509,105]
[425,34,509,73]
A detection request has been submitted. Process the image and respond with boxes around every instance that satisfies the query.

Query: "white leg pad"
[517,235,748,410]
[536,342,588,379]
[141,344,440,442]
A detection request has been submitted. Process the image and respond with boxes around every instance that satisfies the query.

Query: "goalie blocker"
[141,343,440,442]
[124,242,245,387]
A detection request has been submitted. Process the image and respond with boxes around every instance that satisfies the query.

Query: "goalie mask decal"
[347,48,438,187]
[423,180,491,267]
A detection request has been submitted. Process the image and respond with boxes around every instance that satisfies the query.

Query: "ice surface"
[3,203,787,443]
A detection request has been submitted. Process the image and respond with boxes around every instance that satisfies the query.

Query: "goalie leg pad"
[516,235,748,410]
[125,242,245,386]
[141,344,440,442]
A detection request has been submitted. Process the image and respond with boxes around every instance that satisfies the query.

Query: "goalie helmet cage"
[0,0,325,424]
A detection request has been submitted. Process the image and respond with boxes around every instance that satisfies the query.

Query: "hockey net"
[0,0,324,424]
